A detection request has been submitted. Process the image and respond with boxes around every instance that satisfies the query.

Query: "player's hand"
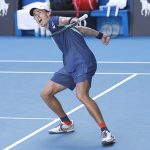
[101,34,110,45]
[70,17,79,24]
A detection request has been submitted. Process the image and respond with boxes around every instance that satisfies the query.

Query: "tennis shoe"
[101,130,116,145]
[49,120,74,134]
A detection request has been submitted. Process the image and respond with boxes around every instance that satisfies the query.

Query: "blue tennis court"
[0,37,150,150]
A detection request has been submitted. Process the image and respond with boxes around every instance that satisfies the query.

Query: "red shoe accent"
[63,121,72,125]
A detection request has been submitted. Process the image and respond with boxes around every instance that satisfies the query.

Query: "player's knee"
[40,89,54,100]
[40,91,48,100]
[76,92,88,104]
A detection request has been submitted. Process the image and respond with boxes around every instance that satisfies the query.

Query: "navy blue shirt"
[49,16,96,72]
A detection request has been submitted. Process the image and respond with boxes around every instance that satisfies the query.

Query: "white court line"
[96,72,150,75]
[0,71,54,74]
[97,61,150,64]
[0,60,62,63]
[0,71,150,75]
[0,117,56,120]
[0,60,150,64]
[3,74,137,150]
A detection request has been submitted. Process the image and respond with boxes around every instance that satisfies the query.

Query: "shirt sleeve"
[49,16,59,33]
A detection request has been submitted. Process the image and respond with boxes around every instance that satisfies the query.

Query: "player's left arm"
[77,26,110,45]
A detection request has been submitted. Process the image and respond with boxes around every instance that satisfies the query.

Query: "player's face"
[33,9,50,27]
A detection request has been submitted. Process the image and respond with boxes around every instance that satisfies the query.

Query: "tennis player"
[30,5,115,145]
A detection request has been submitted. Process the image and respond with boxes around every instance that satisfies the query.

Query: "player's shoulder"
[49,16,59,22]
[49,16,59,26]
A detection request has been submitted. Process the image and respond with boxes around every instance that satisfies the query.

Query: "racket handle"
[78,14,88,22]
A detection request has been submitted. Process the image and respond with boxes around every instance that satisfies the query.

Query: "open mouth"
[39,18,42,24]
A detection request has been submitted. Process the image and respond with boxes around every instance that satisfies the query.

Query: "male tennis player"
[30,5,115,145]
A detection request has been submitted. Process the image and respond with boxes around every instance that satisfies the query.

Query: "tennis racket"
[50,14,88,37]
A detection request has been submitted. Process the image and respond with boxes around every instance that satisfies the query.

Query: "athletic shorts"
[51,62,97,90]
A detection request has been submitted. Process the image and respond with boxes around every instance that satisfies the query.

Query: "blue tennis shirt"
[49,16,96,72]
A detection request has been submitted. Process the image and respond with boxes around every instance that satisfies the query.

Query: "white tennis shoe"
[49,120,74,134]
[101,130,116,145]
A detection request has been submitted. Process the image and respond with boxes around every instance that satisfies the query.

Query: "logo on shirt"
[52,22,56,29]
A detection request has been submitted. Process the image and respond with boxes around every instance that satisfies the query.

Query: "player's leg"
[75,80,107,129]
[73,62,115,145]
[75,80,115,145]
[41,80,74,134]
[40,80,67,118]
[42,68,75,134]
